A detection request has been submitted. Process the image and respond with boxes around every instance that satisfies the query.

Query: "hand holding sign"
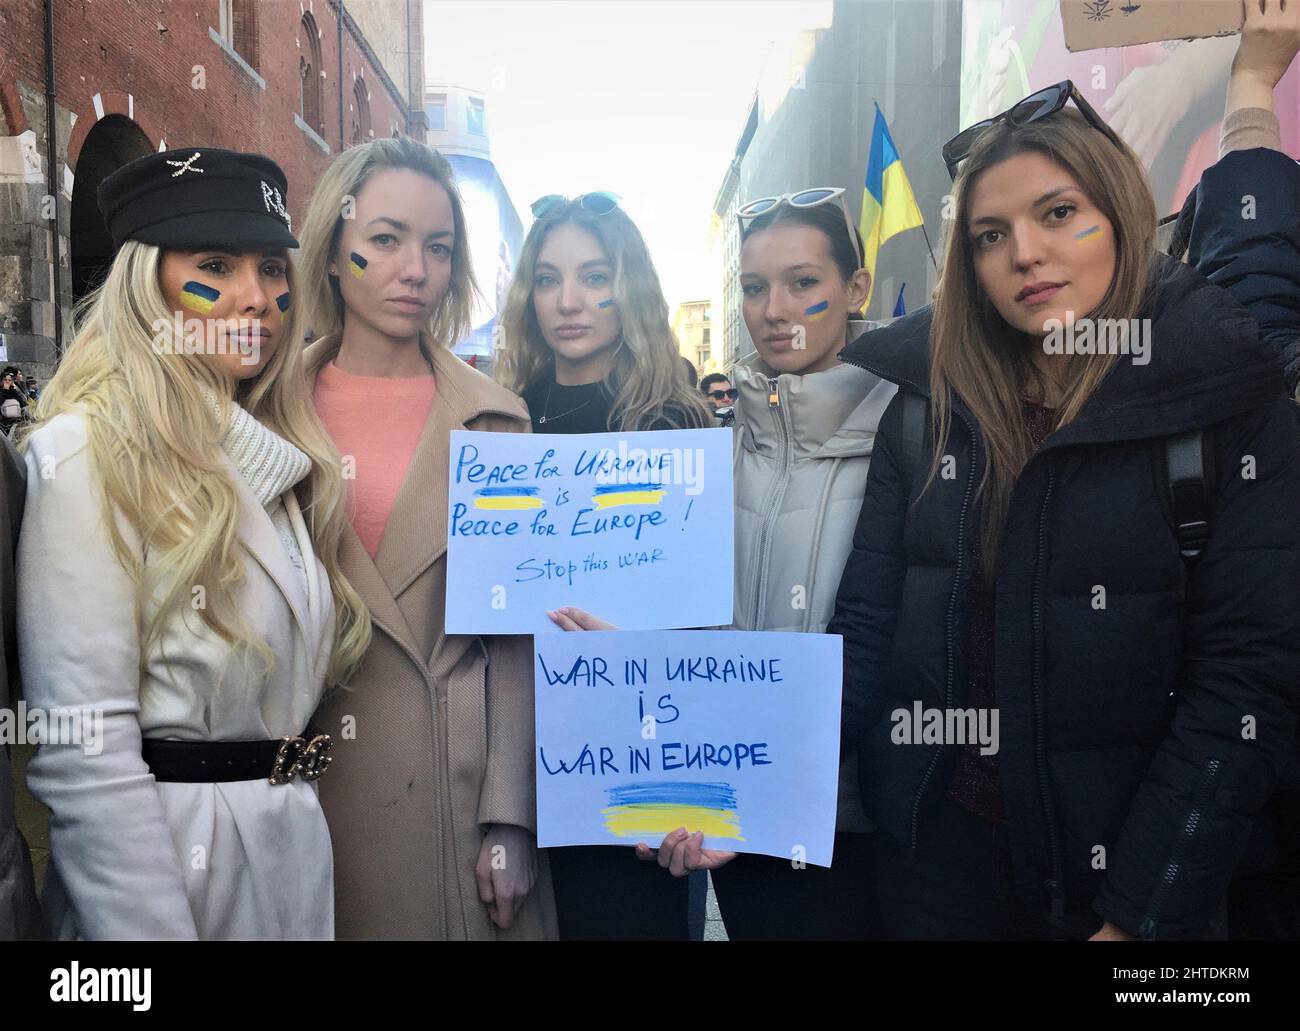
[635,830,737,876]
[1229,0,1300,109]
[547,606,619,632]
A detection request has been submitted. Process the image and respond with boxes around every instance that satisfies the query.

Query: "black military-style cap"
[97,147,299,252]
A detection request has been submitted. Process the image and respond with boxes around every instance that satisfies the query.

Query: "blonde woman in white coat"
[627,192,894,939]
[16,149,369,940]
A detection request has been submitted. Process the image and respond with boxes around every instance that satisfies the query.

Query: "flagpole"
[919,221,939,270]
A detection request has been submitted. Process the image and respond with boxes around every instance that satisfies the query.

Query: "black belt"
[142,729,333,784]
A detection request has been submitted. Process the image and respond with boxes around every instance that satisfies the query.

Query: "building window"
[229,0,258,68]
[702,328,710,347]
[467,97,486,135]
[427,93,447,131]
[300,14,323,132]
[352,78,371,145]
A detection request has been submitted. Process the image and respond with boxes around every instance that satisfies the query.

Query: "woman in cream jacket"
[18,148,369,940]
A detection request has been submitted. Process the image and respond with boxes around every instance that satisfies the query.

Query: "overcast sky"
[423,0,835,310]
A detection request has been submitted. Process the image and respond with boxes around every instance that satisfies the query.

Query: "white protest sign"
[534,630,842,867]
[446,428,733,634]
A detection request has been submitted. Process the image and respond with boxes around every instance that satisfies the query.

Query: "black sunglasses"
[530,191,620,218]
[706,388,739,401]
[941,81,1125,179]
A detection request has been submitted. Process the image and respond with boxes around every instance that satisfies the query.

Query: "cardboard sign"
[445,428,734,634]
[534,630,844,866]
[1062,0,1242,53]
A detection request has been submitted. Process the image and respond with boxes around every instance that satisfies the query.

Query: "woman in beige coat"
[297,137,556,940]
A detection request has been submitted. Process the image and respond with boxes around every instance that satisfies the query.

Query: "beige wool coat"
[304,336,556,940]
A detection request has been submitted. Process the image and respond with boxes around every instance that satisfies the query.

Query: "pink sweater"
[313,360,437,560]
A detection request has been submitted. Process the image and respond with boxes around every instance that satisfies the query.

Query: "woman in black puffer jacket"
[828,79,1300,939]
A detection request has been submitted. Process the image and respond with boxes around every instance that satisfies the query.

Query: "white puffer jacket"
[730,321,897,830]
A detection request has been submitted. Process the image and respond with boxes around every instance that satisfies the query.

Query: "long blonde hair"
[20,241,372,686]
[297,136,478,349]
[928,109,1157,567]
[494,201,711,431]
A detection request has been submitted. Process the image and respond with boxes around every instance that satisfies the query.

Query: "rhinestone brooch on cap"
[166,151,204,177]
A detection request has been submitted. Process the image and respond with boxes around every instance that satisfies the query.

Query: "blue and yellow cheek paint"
[276,292,291,313]
[803,299,830,322]
[179,280,220,315]
[1074,224,1102,244]
[348,251,368,279]
[596,298,615,310]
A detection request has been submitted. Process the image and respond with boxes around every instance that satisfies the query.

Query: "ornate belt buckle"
[297,734,334,782]
[270,736,306,785]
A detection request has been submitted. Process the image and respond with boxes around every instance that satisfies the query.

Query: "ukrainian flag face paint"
[803,299,830,322]
[348,251,368,279]
[596,298,615,309]
[276,292,291,313]
[1074,225,1102,243]
[179,281,220,315]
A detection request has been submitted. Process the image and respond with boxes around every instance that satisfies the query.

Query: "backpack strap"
[1164,428,1213,565]
[900,390,926,499]
[1164,186,1199,261]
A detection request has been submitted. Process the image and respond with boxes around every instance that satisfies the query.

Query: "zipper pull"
[767,377,780,408]
[1045,878,1067,938]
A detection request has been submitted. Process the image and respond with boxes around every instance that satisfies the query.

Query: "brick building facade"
[0,0,426,379]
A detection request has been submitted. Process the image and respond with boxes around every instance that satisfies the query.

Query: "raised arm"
[1189,0,1300,394]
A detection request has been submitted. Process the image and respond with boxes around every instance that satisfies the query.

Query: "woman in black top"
[495,192,710,940]
[498,192,709,436]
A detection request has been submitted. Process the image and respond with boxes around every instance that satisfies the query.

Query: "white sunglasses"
[737,187,863,268]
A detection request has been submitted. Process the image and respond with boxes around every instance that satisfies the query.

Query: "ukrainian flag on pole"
[860,103,924,311]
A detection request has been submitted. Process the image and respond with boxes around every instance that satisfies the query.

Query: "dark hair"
[701,372,730,393]
[681,356,698,388]
[740,201,864,281]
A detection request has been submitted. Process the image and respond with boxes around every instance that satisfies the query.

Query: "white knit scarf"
[204,390,312,508]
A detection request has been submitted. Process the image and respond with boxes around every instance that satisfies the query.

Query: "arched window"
[351,77,371,145]
[300,14,323,131]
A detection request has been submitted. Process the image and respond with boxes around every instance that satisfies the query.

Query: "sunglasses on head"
[941,81,1125,179]
[706,388,739,401]
[530,191,621,219]
[737,187,864,269]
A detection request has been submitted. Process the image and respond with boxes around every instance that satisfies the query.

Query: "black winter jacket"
[829,255,1300,939]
